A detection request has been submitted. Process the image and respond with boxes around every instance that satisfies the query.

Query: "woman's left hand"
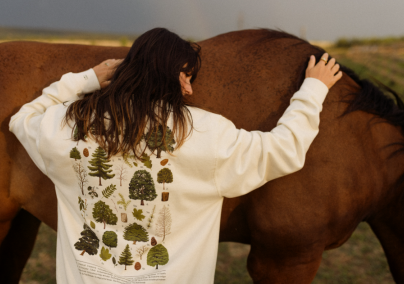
[93,59,123,88]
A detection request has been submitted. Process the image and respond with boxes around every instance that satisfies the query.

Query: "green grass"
[336,56,404,100]
[19,224,56,284]
[20,222,394,284]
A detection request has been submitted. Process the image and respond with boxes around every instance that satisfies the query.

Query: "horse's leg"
[247,241,323,284]
[0,116,56,283]
[0,141,28,283]
[0,155,41,284]
[368,206,404,282]
[0,209,41,284]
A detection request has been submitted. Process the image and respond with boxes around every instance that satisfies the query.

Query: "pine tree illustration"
[118,244,134,270]
[74,224,99,256]
[70,147,81,161]
[88,146,115,186]
[145,125,175,158]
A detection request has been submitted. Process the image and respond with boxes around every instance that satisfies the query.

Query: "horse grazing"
[1,29,404,283]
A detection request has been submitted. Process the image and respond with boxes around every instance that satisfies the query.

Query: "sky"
[1,0,403,42]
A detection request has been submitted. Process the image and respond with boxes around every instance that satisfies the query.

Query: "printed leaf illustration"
[102,184,117,199]
[74,224,99,256]
[141,153,152,169]
[156,205,172,242]
[118,244,134,270]
[102,231,118,249]
[88,146,115,186]
[87,186,98,199]
[112,256,117,267]
[73,126,79,140]
[90,221,96,229]
[78,197,85,211]
[147,205,156,229]
[122,152,136,168]
[70,147,81,161]
[135,262,141,270]
[92,200,118,229]
[151,237,157,246]
[147,244,169,269]
[100,246,112,261]
[132,208,145,221]
[73,125,88,141]
[145,125,176,158]
[73,162,88,195]
[123,222,149,245]
[157,168,173,190]
[117,193,131,211]
[129,170,157,205]
[160,159,168,166]
[78,197,88,221]
[133,162,138,167]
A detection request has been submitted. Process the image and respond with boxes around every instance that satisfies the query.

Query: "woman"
[9,28,341,283]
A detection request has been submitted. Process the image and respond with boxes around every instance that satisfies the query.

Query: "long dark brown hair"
[63,28,201,159]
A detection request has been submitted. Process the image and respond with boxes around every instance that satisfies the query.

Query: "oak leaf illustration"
[100,246,112,261]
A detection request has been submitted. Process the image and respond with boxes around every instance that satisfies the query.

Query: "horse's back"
[193,29,383,248]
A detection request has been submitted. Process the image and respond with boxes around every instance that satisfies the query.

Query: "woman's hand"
[93,59,124,88]
[305,53,342,89]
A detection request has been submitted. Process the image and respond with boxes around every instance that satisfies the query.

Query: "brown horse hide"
[1,30,404,283]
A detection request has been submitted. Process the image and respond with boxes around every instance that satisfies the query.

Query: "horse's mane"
[257,28,404,208]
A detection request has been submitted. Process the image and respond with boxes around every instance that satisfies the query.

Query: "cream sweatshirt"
[9,68,328,284]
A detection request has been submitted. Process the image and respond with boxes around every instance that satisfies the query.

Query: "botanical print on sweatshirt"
[9,68,329,284]
[70,126,174,282]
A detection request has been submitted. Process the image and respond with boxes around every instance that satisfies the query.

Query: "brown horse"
[1,29,404,283]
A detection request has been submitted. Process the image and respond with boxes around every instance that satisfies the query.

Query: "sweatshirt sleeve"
[214,77,329,198]
[9,68,101,175]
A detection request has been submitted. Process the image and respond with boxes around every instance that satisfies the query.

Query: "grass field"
[3,27,402,283]
[20,221,394,284]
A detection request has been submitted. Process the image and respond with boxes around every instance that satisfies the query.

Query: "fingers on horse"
[335,71,343,80]
[307,55,316,69]
[326,58,336,69]
[319,53,329,65]
[331,63,340,74]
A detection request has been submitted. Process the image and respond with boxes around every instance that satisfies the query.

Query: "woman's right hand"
[305,53,342,89]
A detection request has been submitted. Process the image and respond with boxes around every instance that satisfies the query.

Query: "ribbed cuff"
[76,68,101,96]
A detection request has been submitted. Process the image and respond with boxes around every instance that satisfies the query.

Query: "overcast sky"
[1,0,403,42]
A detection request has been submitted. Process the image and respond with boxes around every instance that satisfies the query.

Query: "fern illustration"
[102,184,117,199]
[117,193,131,211]
[122,152,137,168]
